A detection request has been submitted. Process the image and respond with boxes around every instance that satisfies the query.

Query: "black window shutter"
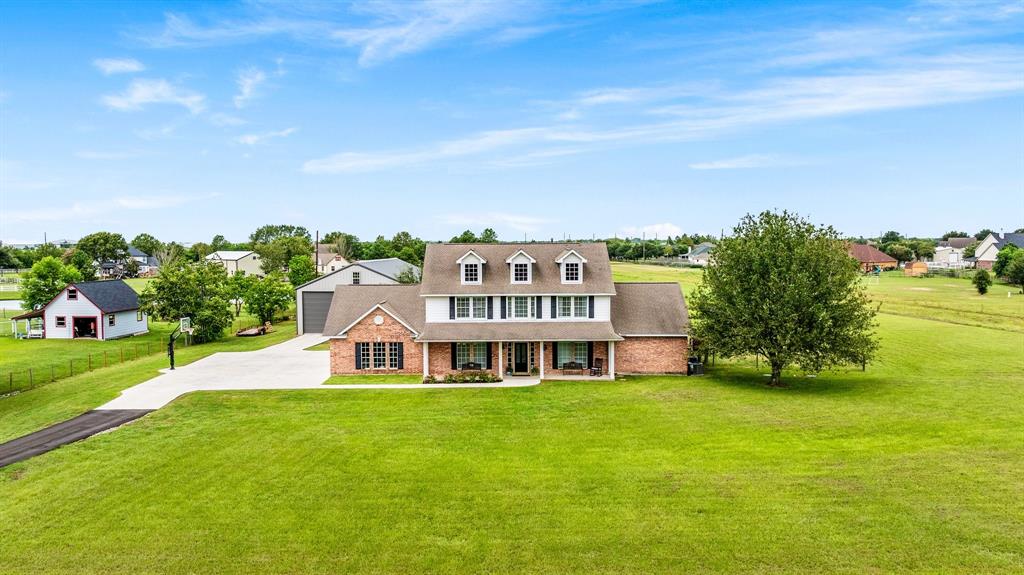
[354,343,363,369]
[551,343,559,369]
[588,296,595,318]
[450,344,457,369]
[397,342,404,369]
[587,342,594,366]
[535,296,542,318]
[500,296,506,319]
[487,297,493,319]
[551,296,557,318]
[449,297,455,320]
[486,343,493,369]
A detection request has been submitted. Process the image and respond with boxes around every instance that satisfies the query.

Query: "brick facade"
[614,336,688,374]
[426,342,500,378]
[540,341,609,376]
[329,311,421,375]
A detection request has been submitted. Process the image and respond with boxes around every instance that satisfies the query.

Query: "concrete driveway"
[97,334,331,410]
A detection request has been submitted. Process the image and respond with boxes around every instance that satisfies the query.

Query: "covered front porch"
[420,339,617,380]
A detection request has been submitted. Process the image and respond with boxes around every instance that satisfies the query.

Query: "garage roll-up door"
[301,292,334,334]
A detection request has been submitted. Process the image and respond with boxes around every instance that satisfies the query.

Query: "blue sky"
[1,0,1022,245]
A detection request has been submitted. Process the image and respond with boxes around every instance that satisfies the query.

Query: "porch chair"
[590,358,604,377]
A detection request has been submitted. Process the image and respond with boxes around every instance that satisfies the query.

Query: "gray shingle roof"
[938,237,974,249]
[321,285,424,336]
[419,242,615,296]
[356,258,420,280]
[73,280,141,313]
[611,283,689,336]
[994,233,1024,250]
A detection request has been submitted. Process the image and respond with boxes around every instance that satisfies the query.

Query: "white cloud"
[5,193,213,223]
[620,223,683,238]
[236,127,297,145]
[689,154,797,170]
[93,57,145,75]
[234,67,266,108]
[209,112,247,127]
[440,212,553,233]
[102,78,206,113]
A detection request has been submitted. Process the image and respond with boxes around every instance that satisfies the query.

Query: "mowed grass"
[865,271,1023,332]
[0,314,1022,573]
[0,263,1022,573]
[324,374,424,384]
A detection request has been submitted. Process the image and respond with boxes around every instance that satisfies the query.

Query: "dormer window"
[457,250,486,285]
[564,262,580,282]
[555,249,587,284]
[505,249,536,284]
[513,263,529,282]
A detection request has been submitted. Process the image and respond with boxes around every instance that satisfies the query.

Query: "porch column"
[497,341,504,378]
[538,341,545,379]
[422,342,429,377]
[608,340,616,380]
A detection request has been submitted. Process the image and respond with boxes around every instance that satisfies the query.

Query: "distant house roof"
[993,232,1024,251]
[356,258,419,280]
[128,246,149,258]
[206,250,253,261]
[688,242,715,257]
[611,283,689,336]
[848,243,897,264]
[938,237,974,249]
[72,280,141,313]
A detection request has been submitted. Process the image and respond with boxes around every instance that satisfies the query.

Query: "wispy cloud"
[209,112,247,127]
[620,223,683,238]
[440,212,553,233]
[102,78,206,113]
[93,57,146,75]
[688,154,799,170]
[234,67,266,108]
[236,127,297,145]
[304,49,1024,173]
[6,193,215,223]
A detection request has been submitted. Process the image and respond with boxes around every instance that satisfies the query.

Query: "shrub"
[972,269,992,295]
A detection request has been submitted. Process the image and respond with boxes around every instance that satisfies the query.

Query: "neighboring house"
[128,246,160,276]
[685,242,715,266]
[205,250,264,277]
[931,237,973,269]
[848,244,898,273]
[316,247,350,274]
[904,261,928,277]
[295,258,421,335]
[10,280,148,340]
[320,243,690,380]
[974,232,1024,270]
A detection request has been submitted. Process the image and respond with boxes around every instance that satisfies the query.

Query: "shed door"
[302,292,334,334]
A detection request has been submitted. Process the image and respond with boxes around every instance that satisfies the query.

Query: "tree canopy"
[690,211,877,386]
[287,254,317,288]
[131,233,162,257]
[20,256,83,310]
[244,273,293,325]
[250,224,311,245]
[139,260,233,343]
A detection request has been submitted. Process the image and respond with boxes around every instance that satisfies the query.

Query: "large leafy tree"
[77,231,129,263]
[65,248,98,281]
[256,236,311,273]
[1003,251,1024,292]
[131,233,162,256]
[250,224,311,245]
[975,229,995,241]
[993,245,1020,277]
[20,256,83,310]
[139,260,232,343]
[880,230,903,244]
[941,231,968,240]
[244,273,293,325]
[690,211,878,386]
[287,254,317,288]
[225,272,256,317]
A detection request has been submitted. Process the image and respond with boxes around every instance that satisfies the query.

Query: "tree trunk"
[769,361,784,386]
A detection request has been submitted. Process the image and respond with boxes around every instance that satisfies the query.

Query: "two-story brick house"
[322,242,689,380]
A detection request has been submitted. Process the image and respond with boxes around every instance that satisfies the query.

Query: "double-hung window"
[456,342,488,368]
[513,263,529,283]
[463,263,479,283]
[509,296,534,319]
[373,342,386,368]
[359,343,371,368]
[455,296,488,319]
[388,342,400,369]
[557,342,588,368]
[352,272,360,285]
[557,296,589,318]
[563,262,580,282]
[55,316,66,327]
[108,314,116,326]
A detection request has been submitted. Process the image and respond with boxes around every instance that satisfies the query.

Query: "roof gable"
[848,243,897,264]
[455,250,486,264]
[505,249,537,264]
[69,280,141,313]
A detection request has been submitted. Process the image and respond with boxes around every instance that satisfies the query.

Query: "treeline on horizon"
[2,224,1022,271]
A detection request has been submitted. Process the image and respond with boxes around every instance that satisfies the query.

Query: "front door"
[514,342,529,374]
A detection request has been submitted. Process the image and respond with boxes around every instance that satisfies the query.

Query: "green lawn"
[323,374,424,384]
[0,290,21,300]
[0,265,1022,573]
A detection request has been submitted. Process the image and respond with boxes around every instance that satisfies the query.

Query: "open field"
[0,264,1022,573]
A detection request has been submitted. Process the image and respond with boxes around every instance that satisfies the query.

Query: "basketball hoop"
[180,317,194,334]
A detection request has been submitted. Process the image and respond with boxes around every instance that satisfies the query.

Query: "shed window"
[55,316,66,327]
[352,271,360,285]
[108,314,116,326]
[67,288,78,300]
[137,310,143,321]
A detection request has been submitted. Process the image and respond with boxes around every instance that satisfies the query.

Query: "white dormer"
[555,249,587,284]
[505,249,536,284]
[456,250,486,285]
